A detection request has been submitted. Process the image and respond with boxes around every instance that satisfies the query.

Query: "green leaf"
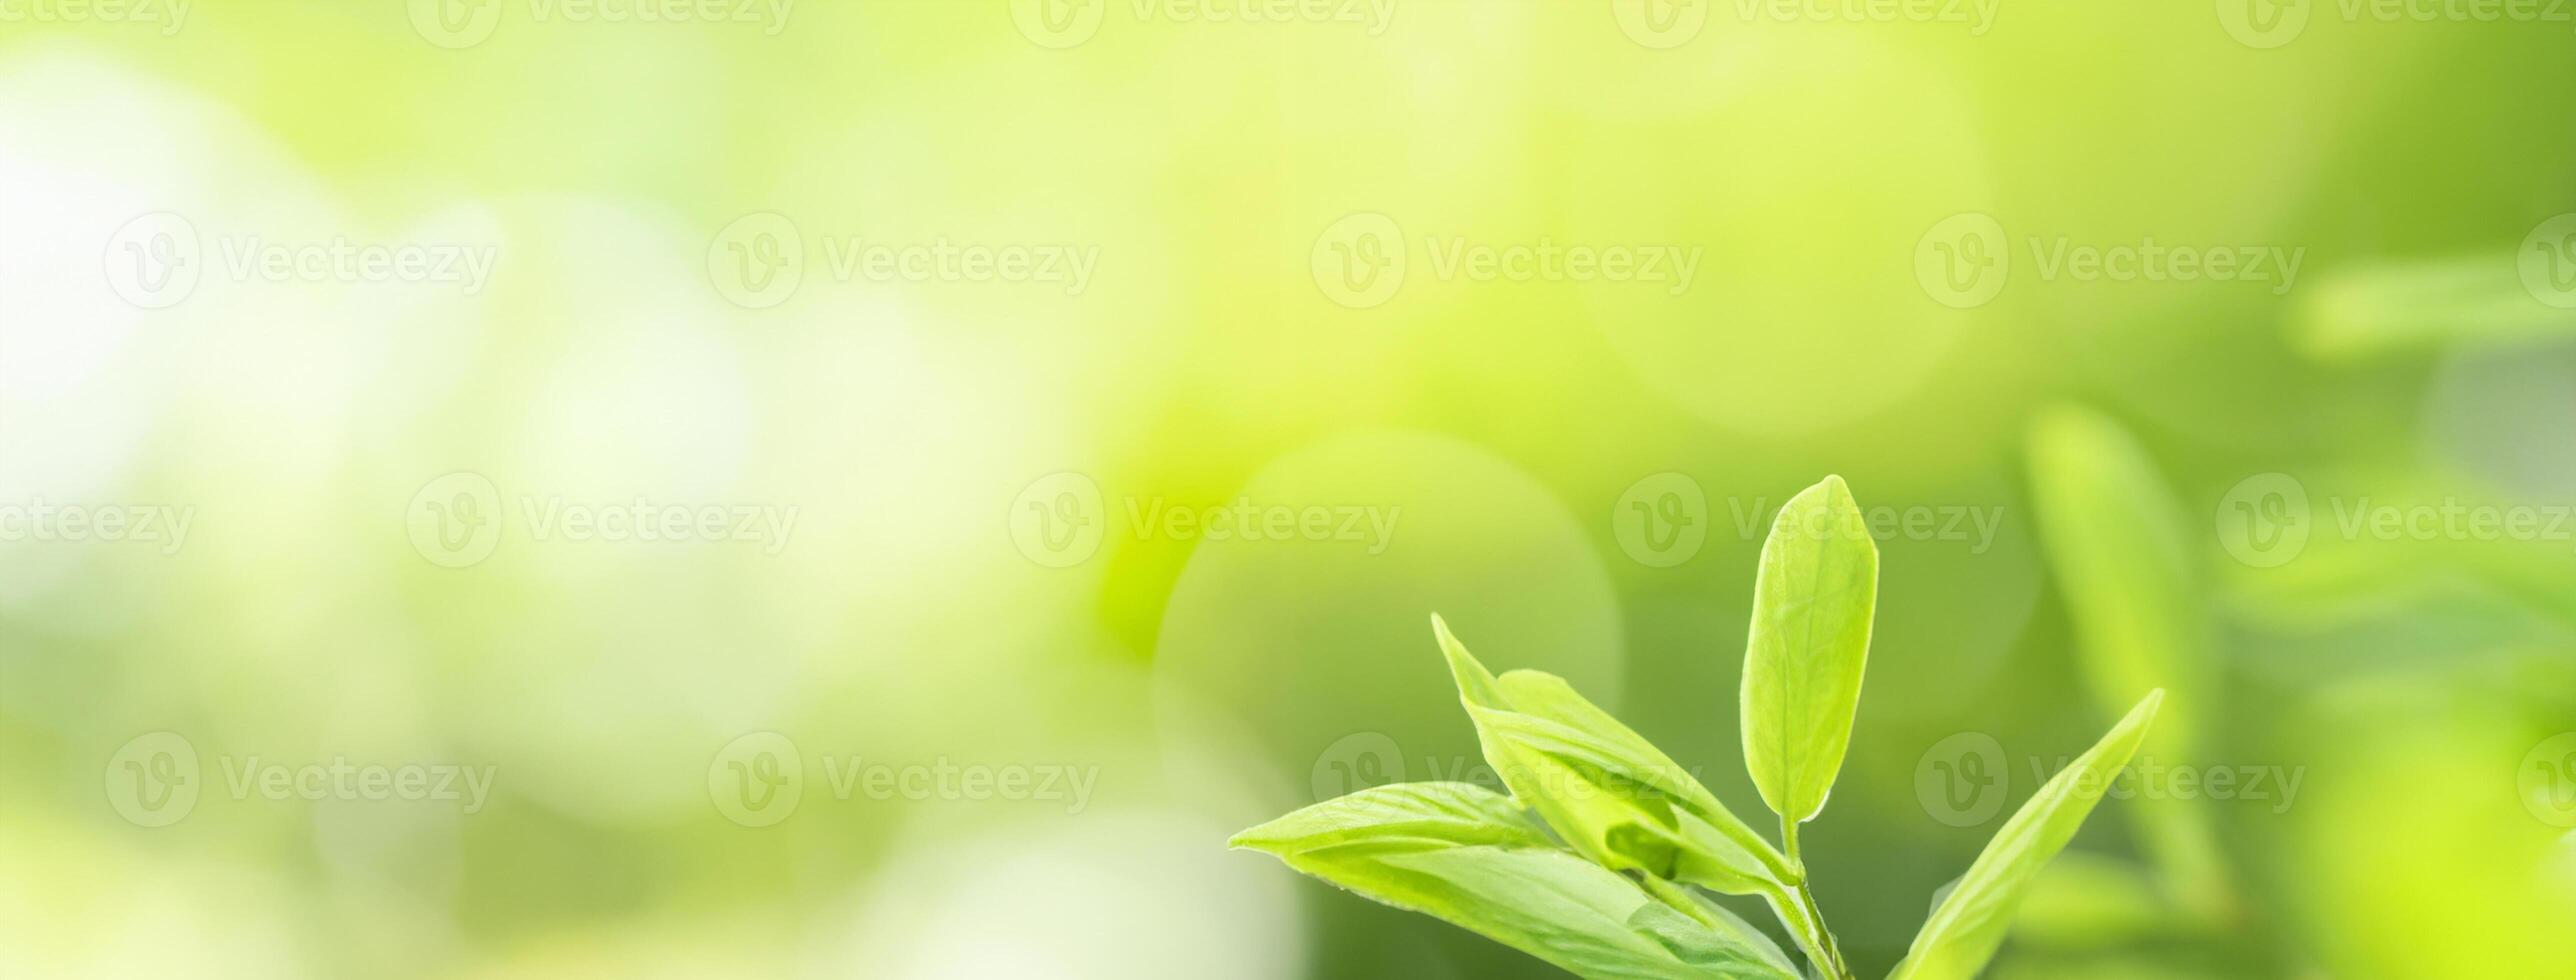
[1434,616,1789,894]
[1889,690,2165,980]
[2026,407,2234,921]
[1740,475,1880,825]
[2024,408,2205,755]
[1231,782,1798,980]
[1639,877,1802,977]
[2293,253,2576,360]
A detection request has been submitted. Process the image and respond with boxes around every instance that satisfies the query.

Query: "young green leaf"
[2025,408,2205,756]
[1434,616,1790,894]
[1231,782,1799,980]
[1888,690,2165,980]
[1638,877,1802,977]
[1740,475,1880,826]
[2026,407,2234,920]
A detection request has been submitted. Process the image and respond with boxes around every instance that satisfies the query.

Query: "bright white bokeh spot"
[814,812,1302,980]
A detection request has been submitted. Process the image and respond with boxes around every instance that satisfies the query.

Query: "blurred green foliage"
[4,2,2574,978]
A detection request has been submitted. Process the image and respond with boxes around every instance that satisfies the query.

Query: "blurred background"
[4,1,2574,977]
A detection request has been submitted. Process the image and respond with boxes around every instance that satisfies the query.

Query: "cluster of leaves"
[1233,477,2166,980]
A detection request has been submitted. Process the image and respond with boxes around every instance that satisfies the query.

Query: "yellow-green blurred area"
[4,1,2575,977]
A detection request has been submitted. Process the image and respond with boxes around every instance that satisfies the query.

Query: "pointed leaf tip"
[1431,615,1505,712]
[1890,688,2167,980]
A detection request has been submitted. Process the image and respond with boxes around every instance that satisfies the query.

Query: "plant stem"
[1780,819,1856,980]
